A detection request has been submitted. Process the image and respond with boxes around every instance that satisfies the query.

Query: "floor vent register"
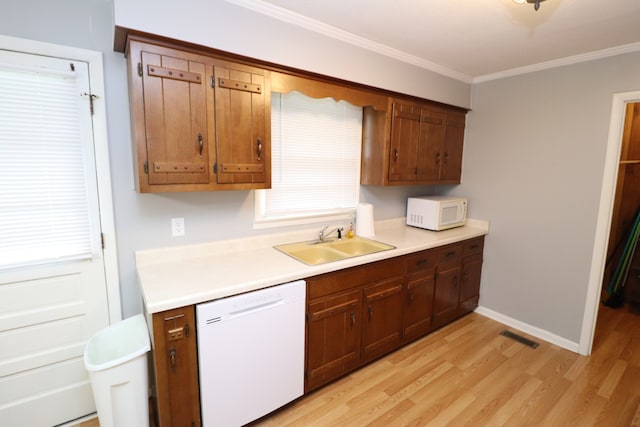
[500,330,539,349]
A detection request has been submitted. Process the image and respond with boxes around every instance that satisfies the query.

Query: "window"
[0,50,96,268]
[255,91,363,228]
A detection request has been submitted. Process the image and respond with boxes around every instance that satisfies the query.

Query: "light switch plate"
[171,217,185,237]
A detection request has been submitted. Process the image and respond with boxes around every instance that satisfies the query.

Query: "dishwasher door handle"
[227,298,285,318]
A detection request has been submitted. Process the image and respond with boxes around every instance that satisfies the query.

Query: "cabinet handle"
[368,305,374,318]
[435,152,441,164]
[350,312,356,328]
[197,133,203,158]
[408,291,414,302]
[416,258,428,267]
[394,149,399,161]
[169,346,176,372]
[444,152,449,163]
[257,138,262,161]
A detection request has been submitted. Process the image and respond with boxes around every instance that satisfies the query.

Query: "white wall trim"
[474,42,640,83]
[0,34,122,323]
[475,306,579,353]
[221,0,473,84]
[223,0,640,85]
[578,90,640,356]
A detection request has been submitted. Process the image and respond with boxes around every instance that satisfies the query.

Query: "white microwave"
[406,196,467,231]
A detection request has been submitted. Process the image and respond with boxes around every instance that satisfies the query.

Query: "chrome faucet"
[317,225,343,242]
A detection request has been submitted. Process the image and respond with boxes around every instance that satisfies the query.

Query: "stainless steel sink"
[274,236,395,265]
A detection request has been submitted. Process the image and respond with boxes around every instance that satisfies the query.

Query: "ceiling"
[224,0,640,83]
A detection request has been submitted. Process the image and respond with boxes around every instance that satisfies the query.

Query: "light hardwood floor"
[77,303,640,427]
[255,304,640,427]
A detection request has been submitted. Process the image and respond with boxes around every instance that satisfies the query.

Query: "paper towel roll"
[356,203,375,238]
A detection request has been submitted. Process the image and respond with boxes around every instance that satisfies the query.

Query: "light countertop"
[136,218,489,314]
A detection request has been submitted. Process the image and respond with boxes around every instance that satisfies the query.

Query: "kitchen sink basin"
[274,236,395,265]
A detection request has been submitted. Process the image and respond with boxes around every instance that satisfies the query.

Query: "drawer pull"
[256,138,262,161]
[416,258,428,267]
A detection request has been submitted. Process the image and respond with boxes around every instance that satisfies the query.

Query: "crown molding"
[474,42,640,83]
[224,0,640,85]
[223,0,473,84]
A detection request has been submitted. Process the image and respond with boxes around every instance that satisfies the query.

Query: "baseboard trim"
[474,306,580,353]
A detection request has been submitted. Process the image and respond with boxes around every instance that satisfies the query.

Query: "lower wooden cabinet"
[305,236,485,392]
[149,307,201,427]
[306,289,362,391]
[459,238,485,313]
[403,249,437,342]
[362,278,404,363]
[433,243,463,328]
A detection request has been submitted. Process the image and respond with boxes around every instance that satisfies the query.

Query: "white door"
[0,49,112,426]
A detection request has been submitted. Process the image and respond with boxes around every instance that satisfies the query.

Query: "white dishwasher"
[196,280,306,427]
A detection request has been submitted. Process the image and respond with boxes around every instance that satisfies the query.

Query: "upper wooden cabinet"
[213,61,269,185]
[362,98,467,186]
[126,38,270,192]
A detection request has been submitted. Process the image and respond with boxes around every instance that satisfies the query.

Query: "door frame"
[579,90,640,355]
[0,34,121,323]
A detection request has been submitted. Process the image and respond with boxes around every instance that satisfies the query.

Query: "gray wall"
[5,0,639,344]
[448,52,640,342]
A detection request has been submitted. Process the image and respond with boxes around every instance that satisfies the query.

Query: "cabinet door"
[362,278,404,362]
[388,102,421,182]
[306,290,361,392]
[151,307,201,427]
[416,107,446,182]
[459,253,483,313]
[403,273,435,342]
[140,50,211,186]
[440,111,465,183]
[213,62,269,186]
[433,266,460,327]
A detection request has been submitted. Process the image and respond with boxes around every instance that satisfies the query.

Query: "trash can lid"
[84,314,151,372]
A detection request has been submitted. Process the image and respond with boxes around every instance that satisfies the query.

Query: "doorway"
[579,91,640,355]
[0,36,120,426]
[602,102,640,306]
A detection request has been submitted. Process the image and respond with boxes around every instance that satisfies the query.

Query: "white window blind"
[0,58,93,269]
[255,91,362,226]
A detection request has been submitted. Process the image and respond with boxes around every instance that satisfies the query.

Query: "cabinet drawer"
[462,237,484,256]
[436,244,462,269]
[307,257,404,299]
[406,249,437,274]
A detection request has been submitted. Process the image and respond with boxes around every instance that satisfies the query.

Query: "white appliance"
[406,196,468,231]
[196,280,306,427]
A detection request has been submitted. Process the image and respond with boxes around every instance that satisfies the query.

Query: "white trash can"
[84,314,151,427]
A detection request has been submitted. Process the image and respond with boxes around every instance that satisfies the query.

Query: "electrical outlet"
[171,217,185,237]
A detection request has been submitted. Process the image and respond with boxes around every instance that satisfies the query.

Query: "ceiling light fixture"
[513,0,546,11]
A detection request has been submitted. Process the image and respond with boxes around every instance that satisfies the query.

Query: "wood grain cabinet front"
[305,237,484,392]
[403,249,437,343]
[362,97,467,186]
[459,237,485,313]
[306,289,362,392]
[150,307,201,427]
[361,278,405,363]
[127,38,270,192]
[433,243,463,328]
